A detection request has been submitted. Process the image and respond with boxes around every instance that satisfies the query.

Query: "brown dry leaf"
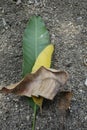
[58,91,73,110]
[0,66,69,100]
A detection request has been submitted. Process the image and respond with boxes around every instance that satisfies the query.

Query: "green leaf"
[22,15,50,111]
[22,15,50,77]
[27,97,39,110]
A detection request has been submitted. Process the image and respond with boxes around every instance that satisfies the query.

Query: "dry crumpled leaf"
[0,66,69,100]
[58,91,73,110]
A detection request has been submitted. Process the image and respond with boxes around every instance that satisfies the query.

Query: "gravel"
[0,0,87,130]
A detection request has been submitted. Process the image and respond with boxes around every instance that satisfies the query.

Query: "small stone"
[77,16,82,21]
[2,18,7,26]
[2,8,4,13]
[85,116,87,120]
[36,127,39,130]
[79,89,83,93]
[16,0,21,5]
[0,111,2,114]
[26,115,30,120]
[6,97,10,100]
[85,78,87,86]
[15,104,18,108]
[28,0,34,4]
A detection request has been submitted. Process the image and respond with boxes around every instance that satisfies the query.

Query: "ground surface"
[0,0,87,130]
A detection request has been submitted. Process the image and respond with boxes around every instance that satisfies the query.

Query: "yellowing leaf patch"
[32,44,54,72]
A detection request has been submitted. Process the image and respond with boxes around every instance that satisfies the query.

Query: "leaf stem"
[32,103,37,130]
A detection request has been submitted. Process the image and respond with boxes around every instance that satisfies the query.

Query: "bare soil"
[0,0,87,130]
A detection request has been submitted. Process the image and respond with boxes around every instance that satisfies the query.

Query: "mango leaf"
[22,16,50,77]
[0,66,69,100]
[22,15,50,110]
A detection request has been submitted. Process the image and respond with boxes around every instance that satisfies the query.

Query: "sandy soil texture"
[0,0,87,130]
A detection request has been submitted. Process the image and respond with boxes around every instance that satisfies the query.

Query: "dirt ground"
[0,0,87,130]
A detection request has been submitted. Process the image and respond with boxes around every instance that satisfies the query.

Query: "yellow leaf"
[32,44,54,72]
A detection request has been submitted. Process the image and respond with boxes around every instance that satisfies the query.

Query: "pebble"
[28,0,34,4]
[6,97,10,100]
[2,18,7,26]
[85,78,87,86]
[79,89,83,93]
[16,0,21,5]
[26,115,30,120]
[85,116,87,120]
[77,16,82,21]
[36,127,39,130]
[2,18,8,29]
[0,111,2,114]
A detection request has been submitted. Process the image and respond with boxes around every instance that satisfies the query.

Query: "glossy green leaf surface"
[22,16,50,76]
